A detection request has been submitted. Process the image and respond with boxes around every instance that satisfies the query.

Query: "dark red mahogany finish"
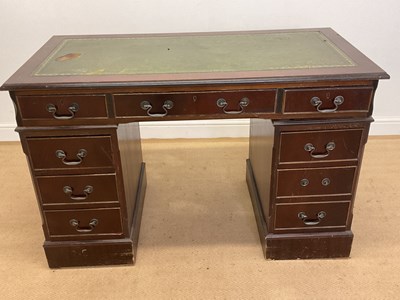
[1,28,389,267]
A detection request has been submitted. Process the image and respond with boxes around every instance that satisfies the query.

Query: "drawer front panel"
[114,93,196,117]
[37,174,119,207]
[114,90,276,118]
[282,86,373,115]
[17,94,108,122]
[274,201,350,231]
[279,129,363,164]
[276,167,356,197]
[44,208,123,240]
[27,136,114,171]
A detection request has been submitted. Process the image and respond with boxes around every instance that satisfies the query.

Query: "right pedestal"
[247,118,371,259]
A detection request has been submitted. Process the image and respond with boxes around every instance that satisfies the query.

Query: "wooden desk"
[1,28,389,268]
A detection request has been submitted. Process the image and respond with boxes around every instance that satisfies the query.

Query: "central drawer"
[113,90,276,118]
[276,166,356,197]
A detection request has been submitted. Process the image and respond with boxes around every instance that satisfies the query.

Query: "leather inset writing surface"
[34,31,355,76]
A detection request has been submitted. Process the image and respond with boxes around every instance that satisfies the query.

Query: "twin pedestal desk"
[1,28,389,268]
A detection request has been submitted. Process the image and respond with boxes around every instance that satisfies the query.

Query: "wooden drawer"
[276,166,356,197]
[26,136,114,172]
[44,208,123,240]
[36,174,119,208]
[274,201,350,232]
[17,94,108,124]
[114,90,276,118]
[279,128,364,164]
[282,86,373,115]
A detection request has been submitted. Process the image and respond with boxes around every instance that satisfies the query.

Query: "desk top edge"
[1,28,389,91]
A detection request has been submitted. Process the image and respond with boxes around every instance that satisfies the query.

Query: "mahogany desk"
[1,28,389,268]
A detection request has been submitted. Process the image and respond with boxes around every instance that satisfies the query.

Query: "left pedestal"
[18,123,146,268]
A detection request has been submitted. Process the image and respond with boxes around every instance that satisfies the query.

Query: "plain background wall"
[0,0,399,140]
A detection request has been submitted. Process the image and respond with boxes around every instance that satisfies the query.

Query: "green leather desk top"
[1,28,389,89]
[35,31,355,76]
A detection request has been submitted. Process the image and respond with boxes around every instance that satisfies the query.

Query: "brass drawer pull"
[300,178,330,187]
[298,211,326,226]
[300,179,309,187]
[46,102,79,120]
[55,149,87,165]
[321,178,331,186]
[63,185,93,201]
[69,218,98,233]
[140,100,174,117]
[304,142,335,158]
[310,95,344,113]
[216,97,249,114]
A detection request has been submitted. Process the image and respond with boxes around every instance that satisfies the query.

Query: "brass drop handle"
[216,97,249,114]
[140,100,174,117]
[300,178,331,187]
[55,149,87,165]
[63,185,93,201]
[69,218,98,233]
[310,95,344,113]
[304,142,335,159]
[46,102,79,120]
[300,179,309,187]
[321,178,331,186]
[298,211,326,226]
